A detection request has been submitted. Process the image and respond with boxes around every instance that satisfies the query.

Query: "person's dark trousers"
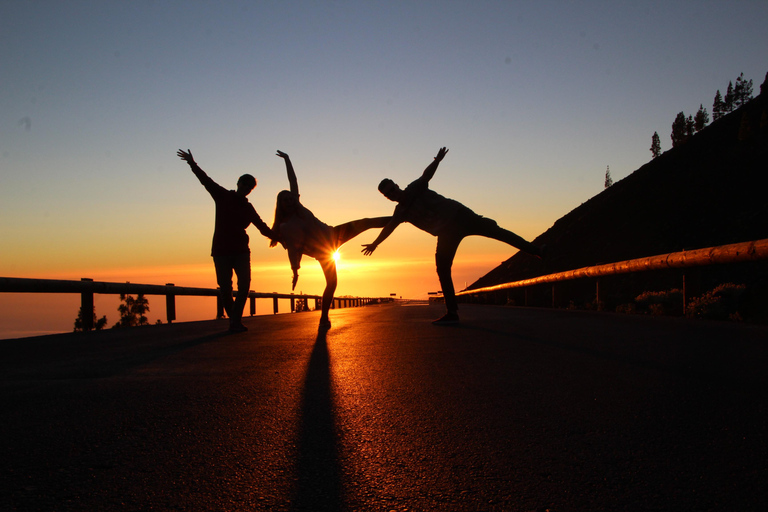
[214,252,251,324]
[434,216,539,315]
[435,232,463,315]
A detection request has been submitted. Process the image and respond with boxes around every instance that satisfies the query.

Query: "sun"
[332,250,341,262]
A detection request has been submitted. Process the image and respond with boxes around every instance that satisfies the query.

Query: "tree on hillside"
[694,104,709,132]
[724,81,735,113]
[113,293,150,328]
[733,72,754,108]
[671,112,688,147]
[74,306,108,332]
[650,131,661,158]
[761,71,768,96]
[685,114,695,139]
[604,166,613,188]
[712,90,725,121]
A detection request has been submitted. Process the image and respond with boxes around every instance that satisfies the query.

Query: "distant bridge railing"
[457,238,768,310]
[0,277,390,331]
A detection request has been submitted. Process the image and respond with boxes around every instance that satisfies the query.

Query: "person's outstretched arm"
[178,149,222,196]
[276,150,299,195]
[247,207,277,242]
[361,218,402,255]
[420,147,449,183]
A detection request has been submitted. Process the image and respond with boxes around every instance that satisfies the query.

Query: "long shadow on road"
[290,329,345,511]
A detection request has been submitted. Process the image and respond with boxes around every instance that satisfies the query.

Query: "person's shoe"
[319,319,332,330]
[229,321,248,333]
[432,312,459,325]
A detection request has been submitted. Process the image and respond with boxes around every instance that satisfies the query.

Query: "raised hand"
[361,243,377,256]
[177,149,195,164]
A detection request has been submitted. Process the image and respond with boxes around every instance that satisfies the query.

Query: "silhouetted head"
[271,190,299,242]
[378,178,402,201]
[237,174,257,196]
[276,190,298,215]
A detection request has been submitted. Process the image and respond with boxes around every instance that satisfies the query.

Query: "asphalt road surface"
[1,302,766,511]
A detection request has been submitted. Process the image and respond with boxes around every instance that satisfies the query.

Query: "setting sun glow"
[333,250,341,263]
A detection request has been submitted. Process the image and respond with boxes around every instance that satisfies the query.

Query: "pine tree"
[650,131,661,158]
[733,74,745,108]
[761,71,768,96]
[671,112,687,147]
[694,104,709,132]
[604,166,613,188]
[739,74,754,105]
[685,115,695,139]
[712,90,725,121]
[724,81,735,112]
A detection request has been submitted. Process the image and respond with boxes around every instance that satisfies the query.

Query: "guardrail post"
[80,278,94,331]
[273,296,279,314]
[595,279,600,308]
[165,283,176,324]
[249,293,256,316]
[315,298,320,311]
[290,294,295,312]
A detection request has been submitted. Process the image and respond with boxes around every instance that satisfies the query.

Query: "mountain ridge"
[469,90,768,292]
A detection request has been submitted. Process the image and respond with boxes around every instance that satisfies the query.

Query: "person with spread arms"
[362,147,544,325]
[178,149,275,333]
[271,150,390,330]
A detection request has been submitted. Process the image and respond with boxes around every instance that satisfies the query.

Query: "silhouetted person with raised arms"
[178,149,274,333]
[362,147,544,325]
[271,150,391,330]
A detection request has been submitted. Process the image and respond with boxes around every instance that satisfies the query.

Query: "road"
[1,302,766,511]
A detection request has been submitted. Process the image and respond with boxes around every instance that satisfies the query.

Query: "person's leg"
[434,232,463,322]
[319,258,337,329]
[213,256,235,319]
[333,217,392,247]
[472,216,542,257]
[230,252,251,329]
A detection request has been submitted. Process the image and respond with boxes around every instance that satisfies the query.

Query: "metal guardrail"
[457,238,768,307]
[0,277,389,330]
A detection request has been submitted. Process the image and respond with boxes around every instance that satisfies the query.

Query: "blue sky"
[1,0,767,310]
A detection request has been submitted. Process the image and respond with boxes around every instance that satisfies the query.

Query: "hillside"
[469,89,768,292]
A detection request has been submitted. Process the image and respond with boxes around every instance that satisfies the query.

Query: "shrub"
[686,283,746,320]
[634,289,684,316]
[615,303,636,314]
